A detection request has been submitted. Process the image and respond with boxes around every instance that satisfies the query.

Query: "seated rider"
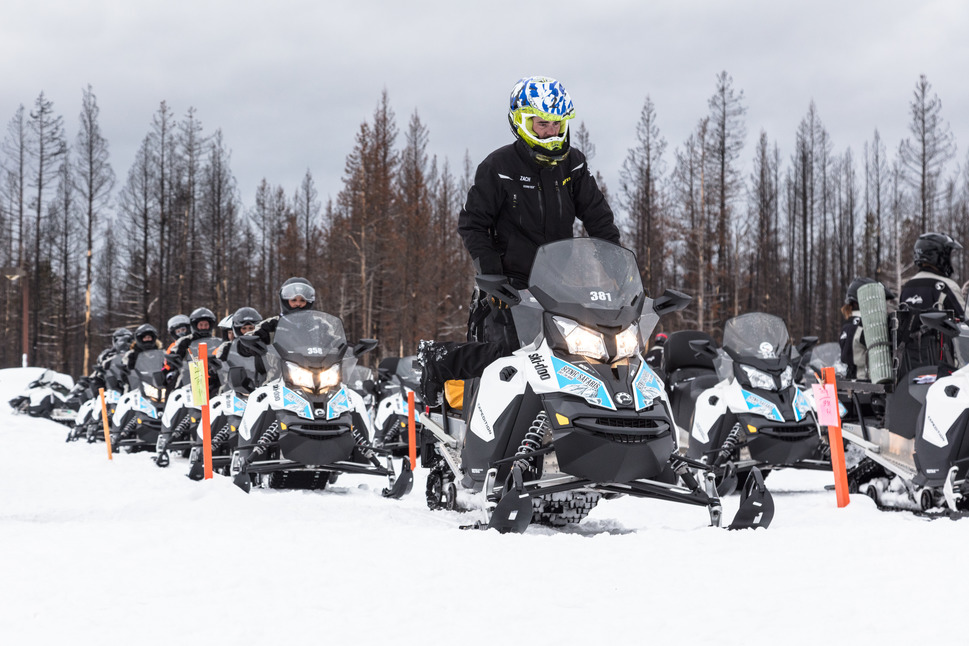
[897,233,965,372]
[239,277,317,356]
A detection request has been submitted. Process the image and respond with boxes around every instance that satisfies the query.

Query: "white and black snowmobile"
[840,310,969,516]
[186,340,270,480]
[8,369,74,422]
[229,310,413,498]
[372,355,424,457]
[110,349,170,453]
[155,338,220,468]
[419,238,773,533]
[686,312,824,495]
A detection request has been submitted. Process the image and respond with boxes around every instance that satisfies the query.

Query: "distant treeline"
[1,73,967,376]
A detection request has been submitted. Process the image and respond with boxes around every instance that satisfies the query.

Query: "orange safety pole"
[98,387,112,460]
[199,343,213,480]
[407,390,417,469]
[823,366,850,507]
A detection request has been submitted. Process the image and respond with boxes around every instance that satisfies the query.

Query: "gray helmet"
[279,277,315,314]
[167,314,191,341]
[112,327,133,352]
[231,307,262,336]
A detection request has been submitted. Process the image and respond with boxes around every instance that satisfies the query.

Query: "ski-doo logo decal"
[740,389,784,422]
[550,356,616,410]
[936,281,945,292]
[793,388,811,422]
[923,413,949,448]
[631,360,663,411]
[280,386,313,420]
[905,295,923,306]
[616,392,633,405]
[758,342,776,359]
[326,386,352,420]
[529,353,552,380]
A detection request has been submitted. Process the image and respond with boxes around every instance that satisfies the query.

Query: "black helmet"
[134,323,158,350]
[189,307,217,337]
[279,277,316,314]
[232,307,262,336]
[167,314,191,341]
[914,232,962,277]
[112,327,133,352]
[845,277,896,305]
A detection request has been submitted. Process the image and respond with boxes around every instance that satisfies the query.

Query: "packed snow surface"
[0,367,964,645]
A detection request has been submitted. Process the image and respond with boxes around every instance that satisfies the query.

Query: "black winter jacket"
[457,140,620,288]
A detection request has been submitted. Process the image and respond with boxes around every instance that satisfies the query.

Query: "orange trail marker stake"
[407,390,417,470]
[99,387,112,460]
[199,343,213,480]
[816,366,850,507]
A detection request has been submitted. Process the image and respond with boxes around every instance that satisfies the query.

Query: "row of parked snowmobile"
[10,237,969,532]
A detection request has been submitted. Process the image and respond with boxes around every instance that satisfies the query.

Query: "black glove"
[236,335,267,358]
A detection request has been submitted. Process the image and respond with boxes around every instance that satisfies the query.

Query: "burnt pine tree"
[899,74,956,232]
[73,85,115,373]
[705,72,746,322]
[619,96,667,296]
[27,92,67,365]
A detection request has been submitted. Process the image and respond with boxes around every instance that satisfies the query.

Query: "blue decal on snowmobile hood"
[632,359,662,410]
[793,388,811,422]
[550,356,616,410]
[327,386,352,420]
[741,389,784,422]
[280,386,313,420]
[232,393,247,416]
[134,393,159,420]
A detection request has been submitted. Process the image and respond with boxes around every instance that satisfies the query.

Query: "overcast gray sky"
[3,0,969,213]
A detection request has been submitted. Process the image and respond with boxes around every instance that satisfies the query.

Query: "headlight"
[779,366,793,389]
[740,365,776,391]
[286,362,316,390]
[318,364,340,389]
[142,383,164,402]
[553,316,607,361]
[615,323,640,359]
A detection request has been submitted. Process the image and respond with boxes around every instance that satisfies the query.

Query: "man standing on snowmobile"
[457,76,620,353]
[899,232,965,320]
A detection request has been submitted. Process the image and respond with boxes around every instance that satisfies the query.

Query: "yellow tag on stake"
[189,360,207,407]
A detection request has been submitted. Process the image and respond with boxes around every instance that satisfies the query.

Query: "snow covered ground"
[1,366,965,645]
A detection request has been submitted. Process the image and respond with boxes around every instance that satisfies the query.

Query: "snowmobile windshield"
[272,310,347,370]
[528,238,644,311]
[130,349,169,394]
[722,313,791,360]
[395,356,421,390]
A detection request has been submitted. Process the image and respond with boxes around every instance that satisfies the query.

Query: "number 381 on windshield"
[589,291,613,302]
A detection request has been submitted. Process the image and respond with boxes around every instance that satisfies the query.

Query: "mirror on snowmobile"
[352,338,379,357]
[652,289,691,317]
[474,274,522,306]
[795,336,819,356]
[689,338,718,361]
[920,311,961,337]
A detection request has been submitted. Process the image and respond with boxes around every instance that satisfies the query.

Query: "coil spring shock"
[513,411,549,473]
[249,420,280,460]
[210,421,231,450]
[713,423,742,468]
[119,417,138,438]
[170,414,194,440]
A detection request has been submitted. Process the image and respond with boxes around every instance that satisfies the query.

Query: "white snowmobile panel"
[922,366,969,448]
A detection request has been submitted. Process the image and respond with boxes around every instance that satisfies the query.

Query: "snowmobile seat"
[663,330,719,431]
[886,366,936,440]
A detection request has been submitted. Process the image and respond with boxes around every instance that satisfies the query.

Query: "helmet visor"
[280,282,315,303]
